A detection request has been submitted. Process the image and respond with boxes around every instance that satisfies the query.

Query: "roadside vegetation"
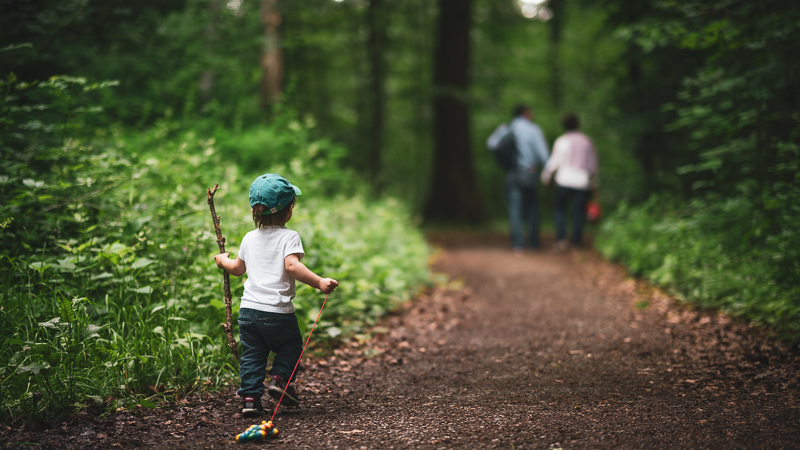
[597,0,799,343]
[0,73,428,420]
[598,193,799,339]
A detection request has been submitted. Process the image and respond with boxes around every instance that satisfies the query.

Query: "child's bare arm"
[284,254,339,293]
[214,253,246,277]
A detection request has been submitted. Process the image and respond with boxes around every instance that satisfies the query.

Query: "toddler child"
[214,173,338,417]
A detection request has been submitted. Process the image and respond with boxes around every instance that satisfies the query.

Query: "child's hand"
[319,278,339,294]
[214,253,229,269]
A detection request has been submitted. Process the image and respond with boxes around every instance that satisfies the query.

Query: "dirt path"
[4,235,800,448]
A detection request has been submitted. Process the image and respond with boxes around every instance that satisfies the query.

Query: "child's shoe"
[242,396,265,417]
[267,374,300,406]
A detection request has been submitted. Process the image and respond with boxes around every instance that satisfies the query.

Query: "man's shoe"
[242,396,265,418]
[267,374,300,406]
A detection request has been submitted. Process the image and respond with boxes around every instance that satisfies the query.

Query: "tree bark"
[260,0,283,107]
[423,0,485,224]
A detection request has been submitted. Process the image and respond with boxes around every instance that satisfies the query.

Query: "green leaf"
[104,242,130,255]
[0,42,34,52]
[346,300,366,310]
[131,258,155,269]
[326,327,342,338]
[22,179,45,189]
[209,299,225,309]
[38,318,62,329]
[28,261,50,272]
[138,398,157,409]
[17,361,50,375]
[84,324,103,339]
[55,258,77,271]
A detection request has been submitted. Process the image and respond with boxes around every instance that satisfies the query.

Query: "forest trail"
[4,234,800,449]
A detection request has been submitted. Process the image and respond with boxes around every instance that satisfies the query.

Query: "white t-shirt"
[238,226,305,313]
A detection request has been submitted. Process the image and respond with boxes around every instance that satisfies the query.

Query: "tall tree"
[260,0,283,107]
[547,0,566,109]
[199,0,220,98]
[423,0,485,223]
[366,0,387,189]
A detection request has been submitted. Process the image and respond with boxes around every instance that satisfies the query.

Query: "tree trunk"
[548,0,565,110]
[423,0,485,224]
[366,0,387,189]
[199,0,219,97]
[260,0,283,107]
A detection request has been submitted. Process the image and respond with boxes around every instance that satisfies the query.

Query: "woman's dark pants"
[555,185,591,246]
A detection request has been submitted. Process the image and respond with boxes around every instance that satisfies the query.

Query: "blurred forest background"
[1,0,798,418]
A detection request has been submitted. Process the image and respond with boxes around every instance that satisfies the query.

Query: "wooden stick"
[207,184,240,361]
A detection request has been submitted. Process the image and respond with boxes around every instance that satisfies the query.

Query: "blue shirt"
[510,116,549,171]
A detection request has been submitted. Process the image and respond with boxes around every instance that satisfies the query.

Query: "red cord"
[270,292,331,422]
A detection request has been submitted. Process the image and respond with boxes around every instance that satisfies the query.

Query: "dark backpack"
[491,126,517,171]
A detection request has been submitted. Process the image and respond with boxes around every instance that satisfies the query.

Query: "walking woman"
[541,113,599,250]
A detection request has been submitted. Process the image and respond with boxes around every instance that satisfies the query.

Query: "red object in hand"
[586,201,602,223]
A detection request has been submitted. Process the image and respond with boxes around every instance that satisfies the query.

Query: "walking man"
[489,104,550,250]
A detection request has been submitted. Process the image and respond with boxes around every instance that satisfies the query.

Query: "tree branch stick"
[207,184,239,361]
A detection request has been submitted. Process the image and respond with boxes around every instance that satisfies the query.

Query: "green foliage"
[0,68,122,257]
[597,194,800,342]
[0,0,265,129]
[608,0,800,193]
[597,0,800,342]
[291,196,428,339]
[0,73,429,420]
[212,113,356,199]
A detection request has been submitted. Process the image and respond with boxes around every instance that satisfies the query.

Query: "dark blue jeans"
[555,185,591,246]
[505,169,541,249]
[237,308,303,399]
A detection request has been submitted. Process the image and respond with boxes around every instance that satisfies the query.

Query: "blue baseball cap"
[249,174,302,214]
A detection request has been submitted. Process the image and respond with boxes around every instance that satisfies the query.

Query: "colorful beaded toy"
[235,420,279,443]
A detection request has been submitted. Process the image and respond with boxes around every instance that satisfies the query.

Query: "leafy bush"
[0,72,429,420]
[597,193,800,343]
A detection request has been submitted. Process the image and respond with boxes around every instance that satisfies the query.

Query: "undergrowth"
[0,73,429,420]
[597,192,800,344]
